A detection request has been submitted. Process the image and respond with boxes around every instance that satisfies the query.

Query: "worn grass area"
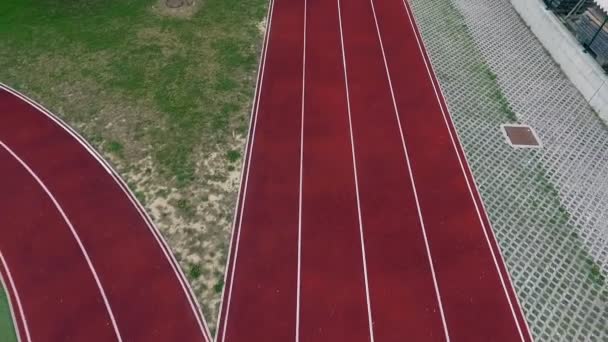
[0,0,267,333]
[0,281,17,342]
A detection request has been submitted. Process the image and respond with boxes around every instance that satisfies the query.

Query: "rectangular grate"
[501,124,542,148]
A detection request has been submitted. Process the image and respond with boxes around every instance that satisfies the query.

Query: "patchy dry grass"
[0,0,267,333]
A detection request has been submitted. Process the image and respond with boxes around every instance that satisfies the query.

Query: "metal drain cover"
[501,124,542,148]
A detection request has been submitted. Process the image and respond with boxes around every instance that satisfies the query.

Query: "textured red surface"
[215,0,304,340]
[218,0,532,341]
[339,0,449,340]
[0,149,117,341]
[0,88,209,342]
[374,0,532,340]
[299,0,369,340]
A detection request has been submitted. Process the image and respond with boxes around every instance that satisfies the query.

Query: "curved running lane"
[0,85,211,342]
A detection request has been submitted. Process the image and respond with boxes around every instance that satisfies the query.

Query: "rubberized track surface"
[0,85,211,342]
[217,0,533,341]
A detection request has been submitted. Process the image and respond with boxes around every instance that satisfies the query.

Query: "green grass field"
[0,281,17,342]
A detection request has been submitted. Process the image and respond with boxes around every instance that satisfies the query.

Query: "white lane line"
[336,1,376,341]
[399,2,531,341]
[0,141,123,342]
[0,251,30,342]
[216,0,276,340]
[1,84,212,340]
[217,0,277,340]
[295,0,306,340]
[368,0,451,340]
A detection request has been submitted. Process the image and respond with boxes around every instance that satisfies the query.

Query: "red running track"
[0,85,211,342]
[217,0,533,341]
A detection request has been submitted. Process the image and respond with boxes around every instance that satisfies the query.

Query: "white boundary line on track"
[0,141,123,342]
[0,84,212,342]
[216,0,276,340]
[367,0,451,340]
[295,0,306,340]
[0,251,29,342]
[336,1,376,340]
[215,2,275,332]
[214,0,274,334]
[399,1,532,341]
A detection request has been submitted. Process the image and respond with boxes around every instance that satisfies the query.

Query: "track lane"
[398,2,533,337]
[338,0,449,340]
[298,0,371,340]
[216,0,304,339]
[370,0,532,340]
[0,146,117,341]
[0,88,209,342]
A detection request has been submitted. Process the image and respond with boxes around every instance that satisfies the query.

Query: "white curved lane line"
[0,251,29,342]
[399,1,531,340]
[0,84,212,341]
[0,141,123,342]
